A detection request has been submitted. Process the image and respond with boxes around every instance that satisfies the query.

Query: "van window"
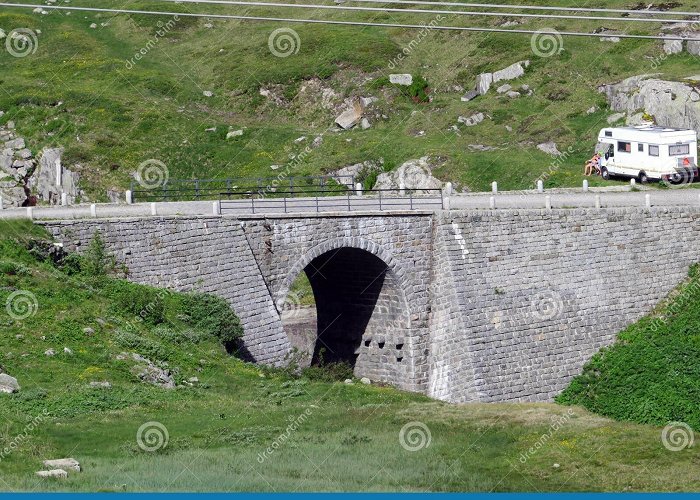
[617,141,631,153]
[669,144,690,156]
[604,131,613,137]
[649,145,659,157]
[638,143,644,152]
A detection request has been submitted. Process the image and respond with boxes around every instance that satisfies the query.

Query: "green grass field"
[1,220,700,492]
[0,1,698,200]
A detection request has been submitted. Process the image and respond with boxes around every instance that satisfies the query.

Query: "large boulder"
[0,373,20,394]
[601,75,700,135]
[474,61,529,95]
[43,458,81,472]
[389,74,413,86]
[374,157,443,191]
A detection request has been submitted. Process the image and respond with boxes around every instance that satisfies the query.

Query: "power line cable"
[343,0,700,18]
[151,0,697,24]
[1,2,698,40]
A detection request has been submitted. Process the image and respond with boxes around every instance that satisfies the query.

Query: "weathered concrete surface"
[41,207,700,403]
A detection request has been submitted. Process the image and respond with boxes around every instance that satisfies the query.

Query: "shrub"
[81,231,115,277]
[180,292,243,345]
[107,281,166,325]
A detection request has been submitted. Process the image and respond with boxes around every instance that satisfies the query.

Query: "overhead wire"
[150,0,698,24]
[0,2,698,40]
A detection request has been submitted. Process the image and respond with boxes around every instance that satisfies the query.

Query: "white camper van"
[596,126,698,184]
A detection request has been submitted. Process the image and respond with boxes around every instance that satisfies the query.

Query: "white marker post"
[583,179,589,192]
[90,204,97,218]
[489,196,496,209]
[26,207,33,220]
[125,190,133,205]
[61,193,68,206]
[537,180,544,193]
[545,195,551,210]
[150,202,157,216]
[491,181,498,194]
[630,178,636,188]
[355,183,363,197]
[213,201,221,216]
[645,193,651,208]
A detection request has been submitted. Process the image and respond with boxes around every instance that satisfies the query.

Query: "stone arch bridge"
[41,207,700,403]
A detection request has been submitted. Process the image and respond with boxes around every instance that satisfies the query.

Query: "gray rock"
[493,60,529,83]
[475,73,493,95]
[43,458,81,472]
[311,136,323,149]
[203,90,213,97]
[374,157,443,191]
[335,100,364,130]
[17,148,32,159]
[226,129,243,139]
[607,112,626,124]
[188,377,199,384]
[457,112,485,127]
[461,90,479,102]
[587,106,598,114]
[506,91,521,99]
[83,327,94,336]
[131,355,175,389]
[0,373,19,394]
[36,470,67,479]
[360,377,371,385]
[688,38,700,56]
[602,75,700,135]
[496,84,512,94]
[27,148,80,205]
[330,159,383,185]
[344,378,353,384]
[359,96,377,108]
[4,138,24,150]
[360,118,371,130]
[537,141,562,156]
[389,74,413,86]
[663,37,683,55]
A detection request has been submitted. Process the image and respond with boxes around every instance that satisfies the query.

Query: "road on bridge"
[2,188,700,220]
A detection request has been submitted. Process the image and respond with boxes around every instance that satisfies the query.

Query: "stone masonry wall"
[432,207,700,403]
[40,207,700,404]
[41,217,290,365]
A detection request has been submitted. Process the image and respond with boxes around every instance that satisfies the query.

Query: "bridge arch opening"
[279,246,411,382]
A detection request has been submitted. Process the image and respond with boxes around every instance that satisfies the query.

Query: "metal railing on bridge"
[130,175,355,203]
[218,188,444,215]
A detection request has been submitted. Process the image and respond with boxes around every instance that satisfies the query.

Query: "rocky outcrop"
[374,157,443,191]
[329,159,384,186]
[601,75,700,135]
[0,120,81,207]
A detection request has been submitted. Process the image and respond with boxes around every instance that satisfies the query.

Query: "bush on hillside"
[107,281,166,326]
[557,264,700,429]
[180,292,243,346]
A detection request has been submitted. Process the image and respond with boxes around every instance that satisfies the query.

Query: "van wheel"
[638,171,649,184]
[601,167,610,180]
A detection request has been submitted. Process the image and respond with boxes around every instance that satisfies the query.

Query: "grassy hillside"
[558,264,700,430]
[0,220,700,491]
[1,1,698,200]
